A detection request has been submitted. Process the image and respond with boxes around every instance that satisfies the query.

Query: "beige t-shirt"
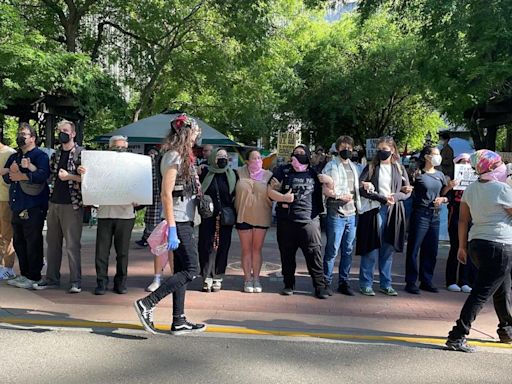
[0,145,16,202]
[234,166,273,227]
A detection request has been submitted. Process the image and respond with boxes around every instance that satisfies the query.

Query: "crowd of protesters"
[1,116,511,351]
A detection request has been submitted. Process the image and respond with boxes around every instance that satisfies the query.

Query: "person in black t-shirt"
[33,120,84,293]
[268,144,329,299]
[405,145,457,294]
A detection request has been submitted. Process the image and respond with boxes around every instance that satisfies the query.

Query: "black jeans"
[445,206,477,287]
[448,239,512,341]
[198,216,233,280]
[95,218,135,288]
[11,206,47,281]
[148,222,199,316]
[277,218,326,290]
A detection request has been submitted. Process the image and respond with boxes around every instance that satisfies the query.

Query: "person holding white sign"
[134,114,206,336]
[78,136,139,295]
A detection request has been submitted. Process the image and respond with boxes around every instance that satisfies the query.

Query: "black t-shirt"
[412,170,447,209]
[272,165,323,223]
[51,150,72,204]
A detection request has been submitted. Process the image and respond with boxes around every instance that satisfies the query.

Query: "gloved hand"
[167,226,180,250]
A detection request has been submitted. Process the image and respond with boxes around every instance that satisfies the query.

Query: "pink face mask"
[291,156,308,172]
[480,163,507,183]
[248,159,264,181]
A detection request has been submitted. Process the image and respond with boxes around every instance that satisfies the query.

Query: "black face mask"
[377,150,392,161]
[339,149,351,160]
[216,158,228,168]
[293,154,309,165]
[16,135,27,148]
[58,132,71,144]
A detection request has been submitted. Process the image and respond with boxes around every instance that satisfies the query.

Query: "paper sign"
[277,132,301,158]
[365,138,379,160]
[453,164,478,190]
[81,150,153,205]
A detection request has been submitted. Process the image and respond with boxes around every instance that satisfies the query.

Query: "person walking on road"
[446,150,512,352]
[134,114,206,335]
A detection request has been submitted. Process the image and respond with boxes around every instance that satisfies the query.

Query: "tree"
[359,0,512,149]
[284,11,443,149]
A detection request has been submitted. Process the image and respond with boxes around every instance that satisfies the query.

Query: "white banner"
[453,164,478,191]
[81,151,153,205]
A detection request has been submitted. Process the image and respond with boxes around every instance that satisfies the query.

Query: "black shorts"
[235,222,269,230]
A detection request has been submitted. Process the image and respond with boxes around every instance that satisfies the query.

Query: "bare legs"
[238,228,267,284]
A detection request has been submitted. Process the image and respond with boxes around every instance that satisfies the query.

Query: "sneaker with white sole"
[447,284,462,292]
[134,299,157,334]
[461,285,472,293]
[16,277,36,289]
[170,319,207,335]
[0,267,16,280]
[243,280,254,293]
[7,276,24,286]
[32,278,60,290]
[145,279,161,292]
[445,338,476,353]
[253,280,262,293]
[68,284,82,294]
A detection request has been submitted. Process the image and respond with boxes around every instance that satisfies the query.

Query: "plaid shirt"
[49,144,83,210]
[144,156,162,226]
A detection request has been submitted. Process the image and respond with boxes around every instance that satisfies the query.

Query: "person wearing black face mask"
[267,144,330,299]
[3,123,50,290]
[34,120,84,292]
[198,148,238,292]
[318,136,362,296]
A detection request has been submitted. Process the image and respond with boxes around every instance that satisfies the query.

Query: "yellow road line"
[1,316,511,349]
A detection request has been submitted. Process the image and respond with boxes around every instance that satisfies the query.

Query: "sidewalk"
[0,225,510,348]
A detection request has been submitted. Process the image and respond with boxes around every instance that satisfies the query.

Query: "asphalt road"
[1,326,510,384]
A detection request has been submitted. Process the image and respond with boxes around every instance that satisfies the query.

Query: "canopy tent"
[95,112,239,146]
[449,137,474,157]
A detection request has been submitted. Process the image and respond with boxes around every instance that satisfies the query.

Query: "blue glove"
[167,226,180,251]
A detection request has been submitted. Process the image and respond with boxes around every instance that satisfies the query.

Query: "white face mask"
[431,154,442,167]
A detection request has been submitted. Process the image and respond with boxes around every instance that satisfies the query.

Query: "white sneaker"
[7,275,24,286]
[145,279,161,292]
[0,267,16,280]
[253,280,262,293]
[461,285,472,293]
[16,277,35,289]
[243,280,254,293]
[68,284,82,294]
[447,284,462,292]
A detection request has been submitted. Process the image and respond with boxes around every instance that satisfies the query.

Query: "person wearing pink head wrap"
[446,149,512,352]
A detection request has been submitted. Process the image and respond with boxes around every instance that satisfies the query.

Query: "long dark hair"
[371,136,400,167]
[162,115,198,181]
[418,145,436,171]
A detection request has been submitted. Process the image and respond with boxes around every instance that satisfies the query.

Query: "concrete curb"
[1,316,511,350]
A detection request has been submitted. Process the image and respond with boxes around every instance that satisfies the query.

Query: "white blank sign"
[81,151,153,205]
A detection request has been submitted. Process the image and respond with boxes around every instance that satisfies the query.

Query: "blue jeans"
[323,210,356,286]
[359,206,395,289]
[405,206,440,286]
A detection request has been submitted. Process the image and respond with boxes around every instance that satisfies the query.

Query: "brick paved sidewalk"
[0,225,503,341]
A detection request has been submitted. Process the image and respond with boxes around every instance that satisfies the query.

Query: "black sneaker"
[281,287,294,296]
[94,283,106,295]
[114,285,128,294]
[326,286,334,296]
[419,283,439,293]
[337,282,355,296]
[171,320,207,335]
[445,338,476,353]
[135,239,148,247]
[405,283,420,294]
[315,287,329,299]
[134,299,157,334]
